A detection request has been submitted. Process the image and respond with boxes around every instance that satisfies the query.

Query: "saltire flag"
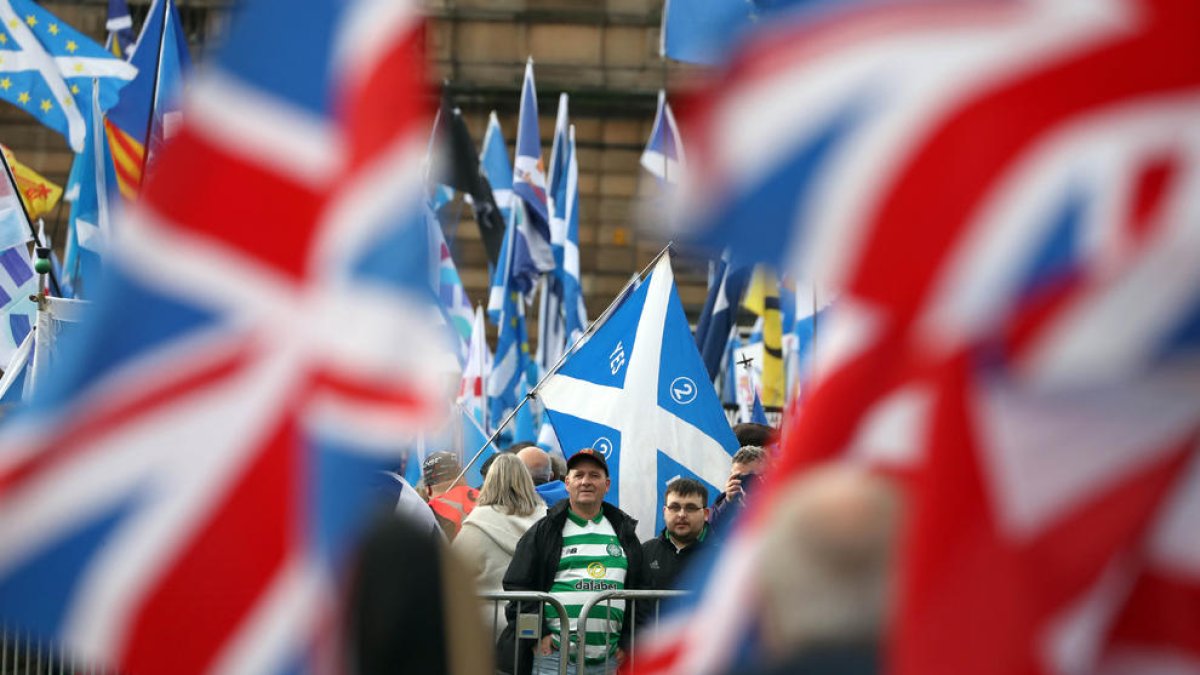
[0,0,451,672]
[641,90,684,184]
[640,1,1200,674]
[63,85,119,297]
[480,111,515,233]
[0,0,136,153]
[536,93,572,371]
[694,250,750,382]
[546,93,570,256]
[1,144,63,220]
[560,125,587,344]
[481,112,530,321]
[537,95,582,372]
[539,255,739,540]
[741,266,783,407]
[105,0,191,202]
[536,273,565,373]
[487,285,532,432]
[511,58,555,277]
[105,0,134,59]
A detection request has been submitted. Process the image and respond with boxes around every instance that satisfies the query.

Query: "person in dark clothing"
[641,478,711,591]
[345,512,492,675]
[710,445,768,530]
[499,449,643,675]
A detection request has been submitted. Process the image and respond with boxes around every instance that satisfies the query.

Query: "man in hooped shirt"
[501,448,643,674]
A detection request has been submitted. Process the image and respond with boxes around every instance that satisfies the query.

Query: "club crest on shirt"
[606,543,623,558]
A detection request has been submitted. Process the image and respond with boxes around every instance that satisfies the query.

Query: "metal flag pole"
[448,242,674,487]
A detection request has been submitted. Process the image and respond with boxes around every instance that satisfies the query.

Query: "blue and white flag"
[105,0,134,58]
[561,125,587,344]
[511,59,555,276]
[429,208,473,360]
[641,90,685,184]
[480,111,514,227]
[487,286,532,431]
[536,273,565,373]
[63,85,118,296]
[481,111,516,320]
[0,0,136,153]
[546,93,570,256]
[0,244,35,364]
[695,251,750,381]
[539,255,738,539]
[0,326,32,403]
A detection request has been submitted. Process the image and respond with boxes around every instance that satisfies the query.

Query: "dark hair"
[733,423,773,448]
[480,451,500,481]
[664,478,708,506]
[502,441,536,454]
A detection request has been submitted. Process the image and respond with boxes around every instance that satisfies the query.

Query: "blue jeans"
[531,648,618,675]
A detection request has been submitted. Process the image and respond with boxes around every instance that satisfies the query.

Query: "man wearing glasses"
[641,478,712,591]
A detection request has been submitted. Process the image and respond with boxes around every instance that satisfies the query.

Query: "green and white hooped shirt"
[545,509,628,664]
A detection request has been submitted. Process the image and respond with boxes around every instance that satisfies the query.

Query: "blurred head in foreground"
[757,464,902,662]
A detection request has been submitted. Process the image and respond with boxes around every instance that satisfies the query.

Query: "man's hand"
[724,473,743,501]
[538,635,554,656]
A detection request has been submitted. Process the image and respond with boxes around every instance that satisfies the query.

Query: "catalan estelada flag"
[0,145,62,220]
[104,0,190,201]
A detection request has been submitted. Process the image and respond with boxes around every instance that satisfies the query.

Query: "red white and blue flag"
[642,0,1200,673]
[0,0,450,672]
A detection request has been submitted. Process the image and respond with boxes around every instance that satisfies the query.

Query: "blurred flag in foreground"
[0,0,449,673]
[642,1,1200,674]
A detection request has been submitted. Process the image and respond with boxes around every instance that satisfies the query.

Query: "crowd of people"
[352,421,893,675]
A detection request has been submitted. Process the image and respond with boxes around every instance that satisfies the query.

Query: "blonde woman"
[452,453,548,636]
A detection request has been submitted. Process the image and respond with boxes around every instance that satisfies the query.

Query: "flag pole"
[0,149,62,297]
[449,242,674,486]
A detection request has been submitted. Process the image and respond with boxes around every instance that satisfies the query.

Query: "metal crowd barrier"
[0,624,107,675]
[477,589,688,675]
[574,589,688,673]
[478,591,573,675]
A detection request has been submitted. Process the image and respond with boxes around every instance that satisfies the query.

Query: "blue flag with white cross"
[538,254,738,539]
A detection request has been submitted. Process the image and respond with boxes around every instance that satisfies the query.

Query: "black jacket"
[498,500,643,673]
[640,525,710,592]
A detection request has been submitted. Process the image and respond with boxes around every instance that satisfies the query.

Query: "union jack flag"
[641,0,1200,673]
[0,0,451,672]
